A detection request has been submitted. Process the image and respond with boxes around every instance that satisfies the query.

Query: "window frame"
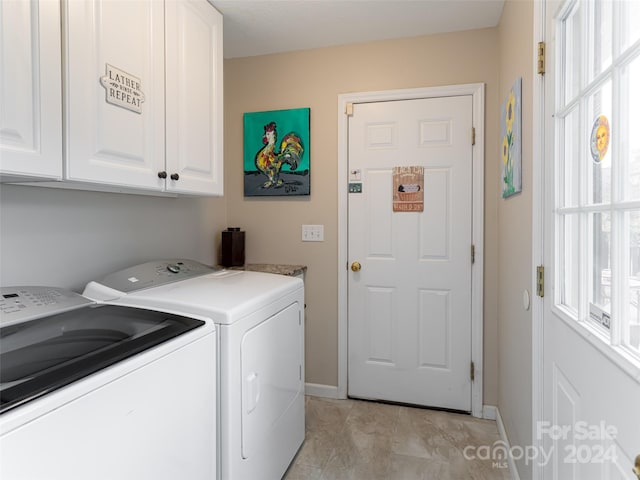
[553,0,640,363]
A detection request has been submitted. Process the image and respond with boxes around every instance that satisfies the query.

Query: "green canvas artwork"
[243,108,310,196]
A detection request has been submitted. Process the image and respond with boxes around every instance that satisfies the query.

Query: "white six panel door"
[347,96,473,411]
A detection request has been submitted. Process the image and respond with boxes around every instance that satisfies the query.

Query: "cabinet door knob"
[157,171,167,179]
[170,173,180,181]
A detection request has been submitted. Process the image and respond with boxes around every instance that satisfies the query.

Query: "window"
[555,0,640,357]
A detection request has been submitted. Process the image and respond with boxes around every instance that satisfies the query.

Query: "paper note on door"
[393,166,424,212]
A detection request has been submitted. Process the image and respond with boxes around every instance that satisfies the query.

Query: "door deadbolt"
[351,262,362,272]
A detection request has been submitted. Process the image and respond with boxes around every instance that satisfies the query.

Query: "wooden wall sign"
[393,166,424,212]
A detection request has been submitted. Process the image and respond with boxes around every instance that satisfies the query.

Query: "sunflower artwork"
[501,78,522,198]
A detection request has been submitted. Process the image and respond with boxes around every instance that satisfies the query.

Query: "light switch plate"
[302,224,324,242]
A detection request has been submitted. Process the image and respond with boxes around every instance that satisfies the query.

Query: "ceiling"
[211,0,506,59]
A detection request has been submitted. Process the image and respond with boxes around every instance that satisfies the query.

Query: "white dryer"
[83,259,305,480]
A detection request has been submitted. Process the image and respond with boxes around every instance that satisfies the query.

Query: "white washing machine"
[83,259,305,480]
[0,286,217,480]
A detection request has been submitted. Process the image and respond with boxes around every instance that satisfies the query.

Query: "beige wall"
[225,28,501,403]
[0,185,227,291]
[497,1,534,479]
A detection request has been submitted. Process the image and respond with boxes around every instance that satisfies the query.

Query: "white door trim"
[337,83,485,417]
[532,2,546,479]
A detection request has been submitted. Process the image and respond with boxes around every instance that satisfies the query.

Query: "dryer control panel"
[0,287,93,326]
[83,259,221,299]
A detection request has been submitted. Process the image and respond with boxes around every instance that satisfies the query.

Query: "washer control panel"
[84,259,221,297]
[0,287,93,326]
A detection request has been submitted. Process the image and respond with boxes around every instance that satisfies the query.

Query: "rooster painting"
[255,122,304,188]
[244,108,310,196]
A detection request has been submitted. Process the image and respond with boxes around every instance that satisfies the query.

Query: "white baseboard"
[482,404,497,420]
[305,383,340,399]
[495,406,522,480]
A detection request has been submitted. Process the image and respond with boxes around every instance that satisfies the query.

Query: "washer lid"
[0,304,205,414]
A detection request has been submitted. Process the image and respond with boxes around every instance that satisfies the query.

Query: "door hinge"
[345,102,354,116]
[536,265,545,297]
[537,42,546,75]
[471,127,476,146]
[471,244,475,264]
[470,361,475,382]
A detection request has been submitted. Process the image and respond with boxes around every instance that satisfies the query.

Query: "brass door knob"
[351,262,362,272]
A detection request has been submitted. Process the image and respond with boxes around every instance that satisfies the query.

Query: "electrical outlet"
[302,224,324,242]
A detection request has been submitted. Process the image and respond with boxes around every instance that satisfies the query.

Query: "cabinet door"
[64,0,165,190]
[0,0,62,180]
[165,0,224,196]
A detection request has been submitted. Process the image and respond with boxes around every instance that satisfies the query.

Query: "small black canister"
[221,227,245,267]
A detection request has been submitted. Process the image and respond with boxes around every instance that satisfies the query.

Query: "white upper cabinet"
[165,0,224,195]
[64,0,167,191]
[1,0,223,196]
[64,0,223,195]
[0,0,63,180]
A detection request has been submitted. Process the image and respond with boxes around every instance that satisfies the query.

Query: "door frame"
[336,84,485,417]
[531,1,546,479]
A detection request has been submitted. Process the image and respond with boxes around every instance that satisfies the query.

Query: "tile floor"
[283,396,512,480]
